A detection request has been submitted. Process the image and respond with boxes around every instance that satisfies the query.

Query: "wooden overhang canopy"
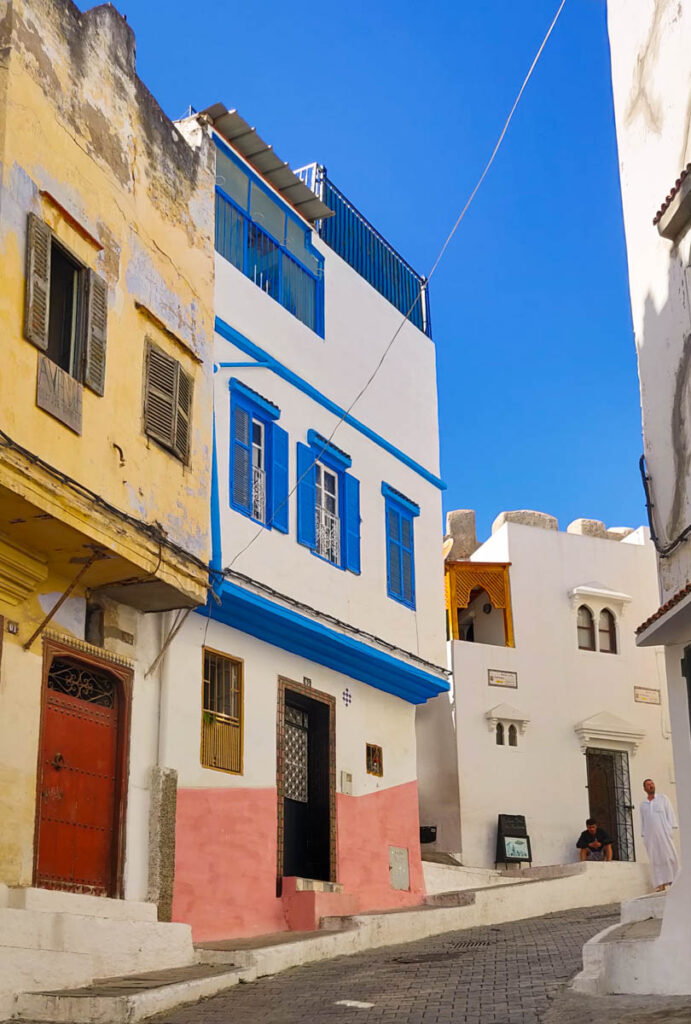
[445,560,515,647]
[201,103,334,225]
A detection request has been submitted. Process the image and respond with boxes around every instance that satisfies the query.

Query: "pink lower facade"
[172,779,425,941]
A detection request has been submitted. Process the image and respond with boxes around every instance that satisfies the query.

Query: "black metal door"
[283,696,331,880]
[586,748,635,861]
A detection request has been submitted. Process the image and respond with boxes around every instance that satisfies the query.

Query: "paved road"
[151,905,691,1024]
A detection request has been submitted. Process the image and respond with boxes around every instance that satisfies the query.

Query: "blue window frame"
[382,483,419,609]
[214,137,325,336]
[229,379,289,533]
[297,431,360,573]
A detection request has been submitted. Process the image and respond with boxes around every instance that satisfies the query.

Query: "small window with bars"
[201,649,243,774]
[366,743,383,777]
[143,342,193,463]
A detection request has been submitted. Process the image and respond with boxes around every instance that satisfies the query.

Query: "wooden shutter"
[270,423,289,534]
[231,404,251,512]
[84,270,108,395]
[343,472,361,574]
[174,367,193,463]
[24,214,51,350]
[144,344,176,450]
[296,442,317,549]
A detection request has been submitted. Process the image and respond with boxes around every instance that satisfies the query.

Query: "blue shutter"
[296,442,316,548]
[270,423,289,534]
[231,403,251,513]
[343,472,361,574]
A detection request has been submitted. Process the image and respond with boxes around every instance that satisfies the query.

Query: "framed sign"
[489,669,518,689]
[503,836,530,861]
[634,687,661,705]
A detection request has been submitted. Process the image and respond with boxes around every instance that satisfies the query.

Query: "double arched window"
[577,605,617,654]
[496,722,519,747]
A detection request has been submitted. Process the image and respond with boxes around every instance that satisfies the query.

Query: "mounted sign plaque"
[634,687,661,705]
[488,669,518,689]
[496,813,532,866]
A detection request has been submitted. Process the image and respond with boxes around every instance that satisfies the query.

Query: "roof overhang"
[200,103,333,224]
[637,589,691,647]
[205,579,449,704]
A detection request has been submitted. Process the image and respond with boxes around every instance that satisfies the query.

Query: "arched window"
[577,605,596,651]
[598,609,617,654]
[496,722,505,746]
[508,724,518,747]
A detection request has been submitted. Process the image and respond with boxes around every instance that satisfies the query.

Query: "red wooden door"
[36,657,119,896]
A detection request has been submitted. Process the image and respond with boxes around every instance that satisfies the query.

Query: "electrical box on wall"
[340,770,353,795]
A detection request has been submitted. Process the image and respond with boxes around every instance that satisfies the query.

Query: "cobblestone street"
[149,906,691,1024]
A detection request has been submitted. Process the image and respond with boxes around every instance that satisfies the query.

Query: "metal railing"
[316,507,340,564]
[295,164,432,338]
[252,465,266,523]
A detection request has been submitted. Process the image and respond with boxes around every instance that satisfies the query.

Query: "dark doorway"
[278,681,335,883]
[585,747,635,861]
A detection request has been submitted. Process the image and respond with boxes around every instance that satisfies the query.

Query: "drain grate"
[393,940,490,965]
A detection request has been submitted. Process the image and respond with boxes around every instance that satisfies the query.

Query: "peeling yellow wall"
[0,0,215,887]
[0,0,215,568]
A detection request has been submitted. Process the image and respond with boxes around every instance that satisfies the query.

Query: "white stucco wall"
[607,0,691,603]
[161,612,419,795]
[214,239,446,669]
[419,520,676,870]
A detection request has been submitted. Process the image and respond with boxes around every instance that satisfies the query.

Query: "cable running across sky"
[223,0,568,573]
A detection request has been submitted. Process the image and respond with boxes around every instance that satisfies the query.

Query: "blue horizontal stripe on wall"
[215,316,446,491]
[200,579,449,705]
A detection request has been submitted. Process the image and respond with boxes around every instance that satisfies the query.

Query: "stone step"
[423,890,477,908]
[2,887,157,922]
[620,891,666,924]
[14,963,257,1023]
[0,908,195,980]
[0,947,94,1019]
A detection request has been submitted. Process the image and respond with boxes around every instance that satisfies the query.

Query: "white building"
[161,108,449,940]
[417,509,675,877]
[573,0,691,995]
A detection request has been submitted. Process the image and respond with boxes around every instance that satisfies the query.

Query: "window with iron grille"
[366,743,383,777]
[296,431,361,574]
[143,342,193,463]
[201,649,243,774]
[229,379,288,533]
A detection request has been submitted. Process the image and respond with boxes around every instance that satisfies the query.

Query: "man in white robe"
[640,778,679,891]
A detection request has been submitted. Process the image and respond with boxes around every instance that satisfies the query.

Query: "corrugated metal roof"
[201,103,333,225]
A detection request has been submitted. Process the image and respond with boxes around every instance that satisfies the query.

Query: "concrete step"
[0,948,94,1019]
[620,891,665,924]
[14,964,256,1023]
[0,907,195,977]
[2,888,157,922]
[424,890,477,908]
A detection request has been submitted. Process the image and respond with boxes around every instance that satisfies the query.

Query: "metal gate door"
[586,747,635,862]
[36,657,120,895]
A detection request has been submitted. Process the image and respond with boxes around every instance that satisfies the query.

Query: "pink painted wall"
[173,780,425,941]
[172,787,286,941]
[337,780,426,912]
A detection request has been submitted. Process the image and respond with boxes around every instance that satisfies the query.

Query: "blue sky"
[94,0,642,541]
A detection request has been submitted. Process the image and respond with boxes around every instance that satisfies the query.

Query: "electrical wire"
[223,0,568,573]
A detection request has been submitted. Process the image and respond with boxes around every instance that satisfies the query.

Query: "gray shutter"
[144,344,176,449]
[24,213,51,351]
[84,270,108,395]
[174,367,193,463]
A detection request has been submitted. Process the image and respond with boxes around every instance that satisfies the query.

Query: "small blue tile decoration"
[342,688,352,707]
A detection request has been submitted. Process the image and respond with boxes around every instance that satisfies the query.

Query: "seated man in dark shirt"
[577,818,613,861]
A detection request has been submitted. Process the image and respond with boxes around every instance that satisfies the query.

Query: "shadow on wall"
[639,247,691,596]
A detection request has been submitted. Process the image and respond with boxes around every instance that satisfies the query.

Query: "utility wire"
[223,0,567,573]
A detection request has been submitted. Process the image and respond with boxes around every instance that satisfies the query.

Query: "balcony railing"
[316,507,340,564]
[295,164,432,339]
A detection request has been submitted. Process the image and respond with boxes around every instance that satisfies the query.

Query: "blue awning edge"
[200,579,449,705]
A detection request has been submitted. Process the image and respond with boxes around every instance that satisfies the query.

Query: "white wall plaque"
[634,686,661,705]
[488,669,518,689]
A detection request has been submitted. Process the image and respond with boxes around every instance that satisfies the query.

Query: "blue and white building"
[167,105,449,940]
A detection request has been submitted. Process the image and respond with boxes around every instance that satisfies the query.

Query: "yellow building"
[0,0,214,903]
